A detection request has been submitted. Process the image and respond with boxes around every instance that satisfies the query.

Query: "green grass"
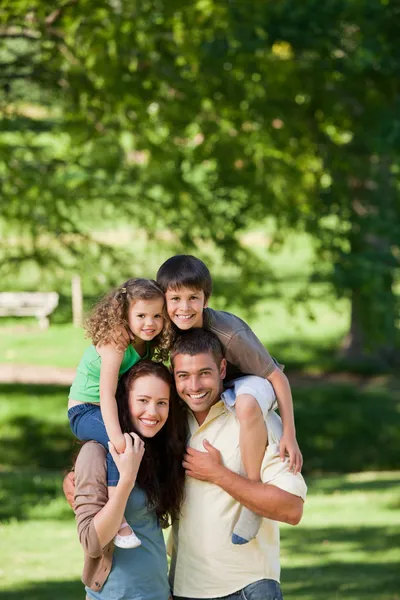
[0,470,398,599]
[280,471,400,600]
[0,323,87,368]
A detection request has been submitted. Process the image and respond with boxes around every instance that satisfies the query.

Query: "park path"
[0,363,76,385]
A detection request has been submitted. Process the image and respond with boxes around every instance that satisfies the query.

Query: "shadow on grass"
[283,525,400,557]
[0,470,74,522]
[0,580,83,600]
[282,561,400,598]
[0,414,76,470]
[0,383,70,398]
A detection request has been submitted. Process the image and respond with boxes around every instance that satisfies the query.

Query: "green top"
[69,343,150,403]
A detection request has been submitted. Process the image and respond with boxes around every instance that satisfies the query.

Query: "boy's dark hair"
[156,255,213,301]
[170,329,223,367]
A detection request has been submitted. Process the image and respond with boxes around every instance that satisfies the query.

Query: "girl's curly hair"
[85,278,174,362]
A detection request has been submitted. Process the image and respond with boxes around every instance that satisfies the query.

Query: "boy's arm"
[223,321,302,473]
[267,367,302,473]
[97,344,125,453]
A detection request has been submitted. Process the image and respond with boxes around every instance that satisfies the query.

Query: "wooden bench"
[0,292,59,328]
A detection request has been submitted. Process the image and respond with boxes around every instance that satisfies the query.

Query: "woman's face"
[128,374,170,438]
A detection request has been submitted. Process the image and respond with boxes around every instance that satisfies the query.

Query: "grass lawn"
[0,379,399,599]
[0,469,398,600]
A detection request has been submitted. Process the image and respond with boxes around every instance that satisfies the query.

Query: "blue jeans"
[68,403,119,486]
[174,578,283,600]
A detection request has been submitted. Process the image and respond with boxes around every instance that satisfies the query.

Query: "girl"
[68,278,173,548]
[73,360,187,599]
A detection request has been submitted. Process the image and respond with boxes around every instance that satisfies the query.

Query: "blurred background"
[0,1,399,598]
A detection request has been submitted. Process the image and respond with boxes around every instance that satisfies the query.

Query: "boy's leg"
[222,377,275,545]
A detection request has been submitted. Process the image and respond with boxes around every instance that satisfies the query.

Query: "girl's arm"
[93,434,144,547]
[97,344,125,453]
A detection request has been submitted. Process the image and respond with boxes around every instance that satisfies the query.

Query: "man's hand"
[63,470,75,509]
[183,440,224,483]
[279,432,303,474]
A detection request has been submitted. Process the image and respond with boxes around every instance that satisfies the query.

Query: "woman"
[72,359,187,600]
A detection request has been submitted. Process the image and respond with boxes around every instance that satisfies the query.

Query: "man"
[168,329,306,600]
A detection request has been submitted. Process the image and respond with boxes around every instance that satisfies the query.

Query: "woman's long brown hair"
[116,360,187,527]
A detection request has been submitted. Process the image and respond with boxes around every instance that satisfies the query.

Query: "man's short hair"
[170,329,223,367]
[156,255,213,301]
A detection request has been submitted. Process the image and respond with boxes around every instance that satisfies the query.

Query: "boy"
[157,255,302,545]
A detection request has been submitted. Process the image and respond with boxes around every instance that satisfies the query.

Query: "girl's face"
[128,374,170,438]
[128,297,164,341]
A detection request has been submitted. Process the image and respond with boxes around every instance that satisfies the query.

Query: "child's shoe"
[113,521,141,549]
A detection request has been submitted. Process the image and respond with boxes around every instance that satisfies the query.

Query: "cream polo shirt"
[169,401,307,599]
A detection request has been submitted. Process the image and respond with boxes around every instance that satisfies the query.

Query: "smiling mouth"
[139,418,159,427]
[188,391,208,401]
[175,314,195,320]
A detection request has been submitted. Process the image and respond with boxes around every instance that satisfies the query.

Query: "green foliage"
[295,380,400,473]
[1,1,399,360]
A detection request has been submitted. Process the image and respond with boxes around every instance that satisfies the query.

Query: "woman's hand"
[108,433,145,487]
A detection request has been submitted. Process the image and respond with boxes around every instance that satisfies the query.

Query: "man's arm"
[183,441,304,526]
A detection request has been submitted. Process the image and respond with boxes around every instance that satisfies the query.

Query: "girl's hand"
[108,433,145,486]
[110,433,127,455]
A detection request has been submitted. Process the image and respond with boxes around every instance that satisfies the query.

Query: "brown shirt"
[74,441,114,594]
[203,307,279,381]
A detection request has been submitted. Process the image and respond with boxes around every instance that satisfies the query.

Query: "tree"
[1,0,399,362]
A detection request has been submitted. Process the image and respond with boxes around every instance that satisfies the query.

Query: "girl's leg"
[68,403,141,548]
[222,377,275,545]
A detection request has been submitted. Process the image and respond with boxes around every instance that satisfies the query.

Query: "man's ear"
[220,358,227,380]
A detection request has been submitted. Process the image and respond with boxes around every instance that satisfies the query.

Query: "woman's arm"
[75,435,144,555]
[97,344,125,453]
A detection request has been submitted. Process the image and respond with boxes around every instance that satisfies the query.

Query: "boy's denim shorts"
[222,376,277,418]
[68,403,119,486]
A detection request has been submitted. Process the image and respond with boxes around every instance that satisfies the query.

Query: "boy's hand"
[110,433,127,455]
[110,327,132,353]
[280,433,303,474]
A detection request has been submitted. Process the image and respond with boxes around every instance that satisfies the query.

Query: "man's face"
[165,286,207,330]
[173,352,226,423]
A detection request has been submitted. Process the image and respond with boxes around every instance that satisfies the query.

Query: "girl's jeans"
[68,403,119,486]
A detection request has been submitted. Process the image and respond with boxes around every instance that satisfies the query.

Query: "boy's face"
[165,286,207,330]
